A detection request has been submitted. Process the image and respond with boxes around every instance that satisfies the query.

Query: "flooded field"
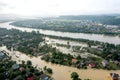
[44,37,96,58]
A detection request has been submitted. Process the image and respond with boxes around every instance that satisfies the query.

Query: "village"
[0,28,120,80]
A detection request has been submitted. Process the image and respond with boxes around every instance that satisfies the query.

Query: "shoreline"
[0,22,120,44]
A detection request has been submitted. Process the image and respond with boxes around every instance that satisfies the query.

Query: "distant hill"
[59,15,120,25]
[0,14,34,22]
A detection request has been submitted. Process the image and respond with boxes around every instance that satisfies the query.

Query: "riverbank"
[0,46,120,80]
[0,22,120,44]
[10,18,120,36]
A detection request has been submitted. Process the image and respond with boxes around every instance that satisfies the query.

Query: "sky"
[0,0,120,16]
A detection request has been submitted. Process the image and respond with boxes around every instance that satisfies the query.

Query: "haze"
[0,0,120,16]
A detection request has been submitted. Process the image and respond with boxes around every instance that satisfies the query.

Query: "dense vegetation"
[41,51,73,66]
[0,28,44,56]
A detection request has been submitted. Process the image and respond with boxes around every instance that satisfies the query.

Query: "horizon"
[0,0,120,16]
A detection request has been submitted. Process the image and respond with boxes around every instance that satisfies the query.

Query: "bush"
[46,68,53,74]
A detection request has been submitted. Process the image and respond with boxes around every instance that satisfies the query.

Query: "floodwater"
[0,46,120,80]
[44,37,95,58]
[0,21,120,80]
[0,22,120,44]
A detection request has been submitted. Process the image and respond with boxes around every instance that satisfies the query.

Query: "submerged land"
[0,15,120,80]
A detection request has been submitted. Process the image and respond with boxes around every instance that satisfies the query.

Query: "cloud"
[0,0,120,16]
[0,1,7,13]
[0,2,7,6]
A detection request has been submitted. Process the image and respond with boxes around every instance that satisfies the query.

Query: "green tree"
[27,60,32,66]
[43,66,47,71]
[46,68,53,74]
[71,72,81,80]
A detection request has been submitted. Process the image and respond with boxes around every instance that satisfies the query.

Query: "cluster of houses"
[12,64,51,80]
[71,58,120,80]
[0,51,51,80]
[71,58,110,69]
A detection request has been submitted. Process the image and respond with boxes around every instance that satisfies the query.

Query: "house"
[89,62,96,68]
[39,74,50,80]
[3,71,10,79]
[27,76,34,80]
[107,73,120,80]
[0,51,4,59]
[27,73,34,80]
[77,62,85,68]
[19,67,25,72]
[102,60,108,67]
[12,64,20,70]
[72,58,77,64]
[107,54,113,58]
[114,61,120,65]
[91,45,103,50]
[91,46,98,48]
[63,58,68,62]
[97,46,104,50]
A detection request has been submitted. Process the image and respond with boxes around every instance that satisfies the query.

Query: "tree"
[11,72,19,79]
[22,60,25,65]
[46,68,53,74]
[30,67,35,73]
[27,60,32,66]
[43,66,47,71]
[67,41,70,45]
[71,72,81,80]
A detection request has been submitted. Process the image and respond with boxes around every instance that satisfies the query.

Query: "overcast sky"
[0,0,120,16]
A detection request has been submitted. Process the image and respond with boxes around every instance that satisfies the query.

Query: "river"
[0,22,120,44]
[0,46,120,80]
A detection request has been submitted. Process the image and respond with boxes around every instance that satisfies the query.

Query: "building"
[89,62,96,68]
[39,74,50,80]
[12,64,20,70]
[107,73,120,80]
[101,60,108,67]
[72,58,77,64]
[0,51,4,59]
